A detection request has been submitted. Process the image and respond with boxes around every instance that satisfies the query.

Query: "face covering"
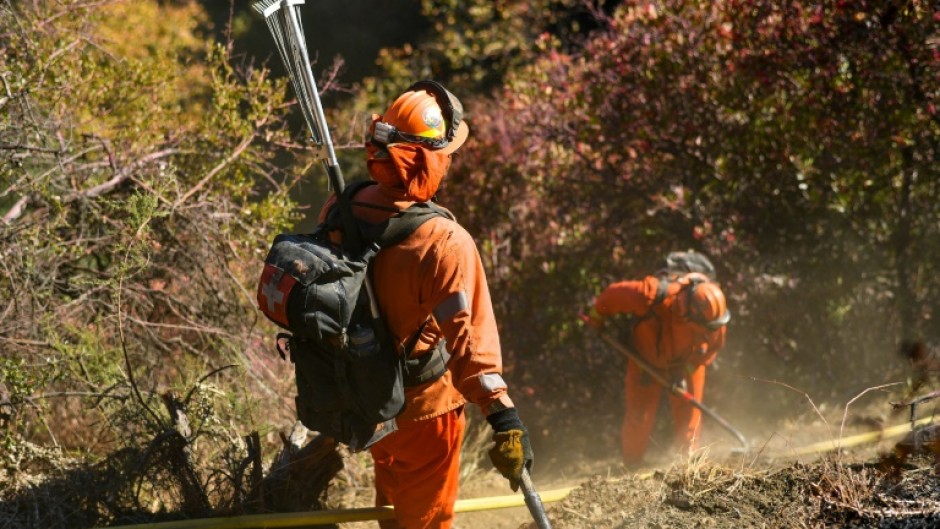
[366,115,452,202]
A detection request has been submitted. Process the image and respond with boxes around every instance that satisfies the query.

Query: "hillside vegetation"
[1,1,938,528]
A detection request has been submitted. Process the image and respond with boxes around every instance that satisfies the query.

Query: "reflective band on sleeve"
[478,373,507,393]
[433,291,469,322]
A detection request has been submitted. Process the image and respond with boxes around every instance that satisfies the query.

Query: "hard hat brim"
[437,120,469,155]
[704,310,731,330]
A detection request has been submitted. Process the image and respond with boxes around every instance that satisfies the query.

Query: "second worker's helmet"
[372,80,469,155]
[679,275,730,330]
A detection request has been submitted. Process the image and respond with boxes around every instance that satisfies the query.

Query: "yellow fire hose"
[777,416,933,458]
[97,418,932,529]
[98,487,576,529]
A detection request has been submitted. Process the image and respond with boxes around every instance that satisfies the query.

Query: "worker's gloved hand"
[579,305,605,330]
[486,407,534,492]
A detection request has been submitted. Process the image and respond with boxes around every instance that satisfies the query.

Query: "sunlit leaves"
[0,0,303,453]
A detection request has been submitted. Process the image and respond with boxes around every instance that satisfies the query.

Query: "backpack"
[657,251,717,281]
[256,181,451,450]
[624,251,722,364]
[650,251,717,306]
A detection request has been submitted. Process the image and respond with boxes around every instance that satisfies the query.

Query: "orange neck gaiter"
[367,142,451,202]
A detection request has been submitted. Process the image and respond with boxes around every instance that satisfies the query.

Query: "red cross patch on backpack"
[257,264,297,328]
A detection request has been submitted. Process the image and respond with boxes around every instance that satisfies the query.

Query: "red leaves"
[809,7,824,25]
[717,21,735,40]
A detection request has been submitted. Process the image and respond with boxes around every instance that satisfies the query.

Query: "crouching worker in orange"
[584,272,729,466]
[319,81,532,529]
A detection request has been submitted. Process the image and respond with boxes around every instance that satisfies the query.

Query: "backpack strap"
[323,180,375,231]
[324,180,455,250]
[370,201,454,248]
[319,180,375,255]
[339,181,454,248]
[633,274,670,323]
[652,275,670,309]
[404,340,450,387]
[626,275,671,359]
[646,273,705,318]
[397,317,451,387]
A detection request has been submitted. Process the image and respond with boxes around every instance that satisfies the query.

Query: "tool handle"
[598,332,749,451]
[694,400,749,450]
[281,2,341,170]
[519,467,553,529]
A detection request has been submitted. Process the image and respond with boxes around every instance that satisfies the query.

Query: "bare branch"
[173,134,255,209]
[1,390,133,407]
[0,72,13,110]
[1,144,104,200]
[316,56,352,95]
[123,315,229,336]
[0,143,62,153]
[65,148,180,202]
[838,382,903,449]
[1,195,29,224]
[116,215,164,431]
[182,364,239,407]
[749,376,832,442]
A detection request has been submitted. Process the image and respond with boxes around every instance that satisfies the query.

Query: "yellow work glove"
[486,408,534,492]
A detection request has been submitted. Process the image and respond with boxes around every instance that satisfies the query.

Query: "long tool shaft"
[257,0,344,189]
[279,2,342,181]
[254,0,380,315]
[598,332,749,451]
[519,467,553,529]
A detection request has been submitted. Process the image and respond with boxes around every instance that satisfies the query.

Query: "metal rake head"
[250,0,301,19]
[250,0,326,147]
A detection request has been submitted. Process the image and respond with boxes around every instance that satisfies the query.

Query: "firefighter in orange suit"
[318,81,532,529]
[585,272,729,466]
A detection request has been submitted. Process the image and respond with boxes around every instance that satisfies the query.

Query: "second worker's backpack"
[649,250,717,305]
[256,181,452,450]
[656,251,717,282]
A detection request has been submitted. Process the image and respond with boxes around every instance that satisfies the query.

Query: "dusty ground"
[526,455,940,529]
[5,400,940,529]
[449,410,940,529]
[449,457,940,529]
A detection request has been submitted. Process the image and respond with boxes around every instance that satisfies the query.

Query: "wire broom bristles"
[250,0,279,17]
[250,0,324,145]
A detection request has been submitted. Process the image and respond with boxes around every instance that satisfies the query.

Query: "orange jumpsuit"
[319,146,514,529]
[593,275,726,464]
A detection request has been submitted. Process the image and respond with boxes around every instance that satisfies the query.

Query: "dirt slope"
[527,456,940,529]
[453,412,940,529]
